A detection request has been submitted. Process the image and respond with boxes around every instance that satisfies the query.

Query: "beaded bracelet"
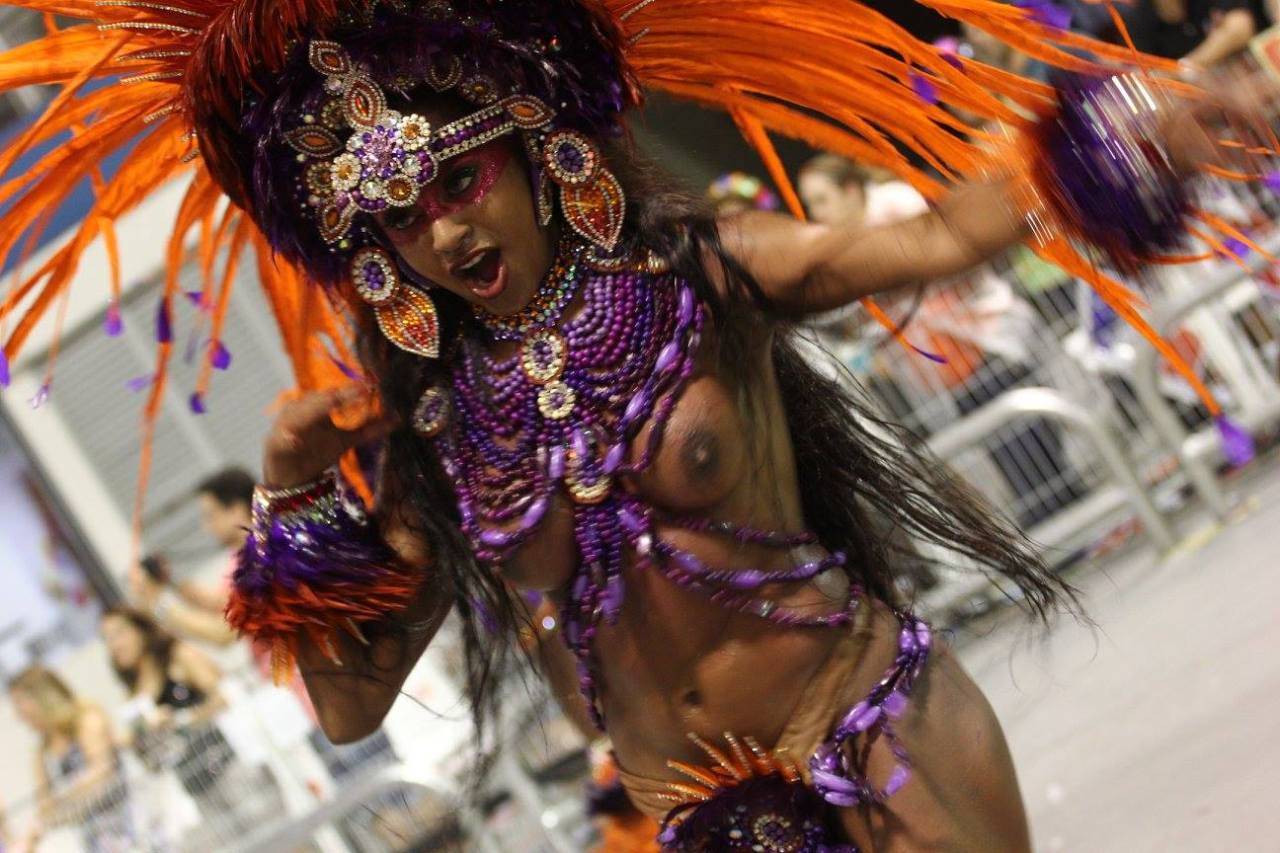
[229,469,421,676]
[250,471,345,546]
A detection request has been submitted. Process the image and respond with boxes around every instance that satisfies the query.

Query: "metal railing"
[1130,244,1280,518]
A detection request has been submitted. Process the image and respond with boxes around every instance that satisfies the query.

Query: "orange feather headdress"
[0,0,1224,524]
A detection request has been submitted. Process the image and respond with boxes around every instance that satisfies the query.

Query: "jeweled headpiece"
[267,4,633,358]
[219,0,641,357]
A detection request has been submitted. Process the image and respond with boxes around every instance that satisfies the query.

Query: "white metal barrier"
[1131,245,1280,518]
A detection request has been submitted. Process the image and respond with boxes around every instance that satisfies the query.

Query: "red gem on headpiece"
[503,95,554,130]
[344,76,388,129]
[309,41,352,76]
[318,202,357,244]
[285,127,343,157]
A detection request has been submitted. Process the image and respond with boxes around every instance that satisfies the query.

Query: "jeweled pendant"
[520,328,569,384]
[412,386,450,437]
[566,448,612,505]
[537,380,576,419]
[374,286,440,359]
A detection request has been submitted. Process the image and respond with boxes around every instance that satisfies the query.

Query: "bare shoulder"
[75,704,113,746]
[841,641,1032,852]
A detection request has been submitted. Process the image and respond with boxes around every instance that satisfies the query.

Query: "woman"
[0,1,1266,849]
[8,667,135,853]
[100,607,277,842]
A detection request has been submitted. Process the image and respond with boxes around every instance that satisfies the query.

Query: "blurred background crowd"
[2,0,1279,850]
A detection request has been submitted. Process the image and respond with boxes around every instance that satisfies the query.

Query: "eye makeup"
[379,140,514,242]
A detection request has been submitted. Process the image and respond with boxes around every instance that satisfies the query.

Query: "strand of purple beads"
[420,240,861,728]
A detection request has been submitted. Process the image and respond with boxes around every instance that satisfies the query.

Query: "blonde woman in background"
[7,667,137,853]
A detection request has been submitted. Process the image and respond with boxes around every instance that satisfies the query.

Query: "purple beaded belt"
[655,613,932,852]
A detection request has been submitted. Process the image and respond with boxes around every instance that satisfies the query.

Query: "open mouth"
[456,248,506,300]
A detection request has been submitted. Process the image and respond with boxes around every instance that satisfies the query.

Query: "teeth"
[458,252,488,275]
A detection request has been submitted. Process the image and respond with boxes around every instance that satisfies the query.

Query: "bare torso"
[488,316,1031,850]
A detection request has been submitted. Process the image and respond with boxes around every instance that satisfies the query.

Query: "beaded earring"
[351,247,440,359]
[542,129,625,252]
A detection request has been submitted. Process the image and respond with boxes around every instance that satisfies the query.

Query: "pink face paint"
[379,140,515,244]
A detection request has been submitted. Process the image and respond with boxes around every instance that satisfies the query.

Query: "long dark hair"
[102,607,176,694]
[358,130,1071,741]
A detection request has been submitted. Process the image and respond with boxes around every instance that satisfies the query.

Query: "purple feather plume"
[104,302,123,337]
[156,299,173,344]
[228,483,420,646]
[211,340,233,370]
[1215,415,1256,468]
[1041,73,1190,269]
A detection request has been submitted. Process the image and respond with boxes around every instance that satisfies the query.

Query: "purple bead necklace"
[415,240,860,728]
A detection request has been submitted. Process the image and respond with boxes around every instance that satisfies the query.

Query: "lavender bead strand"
[414,241,862,728]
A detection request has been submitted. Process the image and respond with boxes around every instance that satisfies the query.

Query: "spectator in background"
[1143,0,1270,69]
[799,153,930,229]
[706,171,780,217]
[798,153,1087,529]
[102,607,282,839]
[797,154,873,227]
[129,468,254,647]
[8,667,135,853]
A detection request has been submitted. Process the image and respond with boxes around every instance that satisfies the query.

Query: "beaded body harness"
[414,239,859,729]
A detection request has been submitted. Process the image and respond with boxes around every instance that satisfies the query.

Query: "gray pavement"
[956,465,1280,853]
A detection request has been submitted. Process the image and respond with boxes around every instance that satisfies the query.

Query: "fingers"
[349,412,400,447]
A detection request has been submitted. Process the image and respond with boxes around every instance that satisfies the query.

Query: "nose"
[430,213,472,262]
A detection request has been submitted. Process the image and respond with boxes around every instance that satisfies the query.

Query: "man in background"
[130,468,253,646]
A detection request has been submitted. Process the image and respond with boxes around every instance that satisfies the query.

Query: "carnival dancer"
[0,1,1271,849]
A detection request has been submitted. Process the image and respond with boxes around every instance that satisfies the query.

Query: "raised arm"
[1183,7,1257,70]
[294,499,453,744]
[714,176,1027,316]
[247,387,453,744]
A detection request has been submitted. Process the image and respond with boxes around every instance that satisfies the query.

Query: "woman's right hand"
[262,386,396,490]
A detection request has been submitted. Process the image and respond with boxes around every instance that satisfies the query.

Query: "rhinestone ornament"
[543,129,599,186]
[537,381,576,419]
[351,247,399,304]
[412,387,451,437]
[520,328,569,384]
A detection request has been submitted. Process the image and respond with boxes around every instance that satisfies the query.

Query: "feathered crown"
[0,0,1220,523]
